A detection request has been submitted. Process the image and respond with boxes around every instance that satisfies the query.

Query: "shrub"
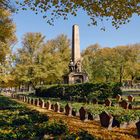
[45,120,68,136]
[97,90,110,101]
[35,82,121,101]
[112,84,122,98]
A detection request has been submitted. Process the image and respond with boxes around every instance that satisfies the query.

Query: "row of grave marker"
[11,94,134,112]
[10,94,140,137]
[116,94,135,102]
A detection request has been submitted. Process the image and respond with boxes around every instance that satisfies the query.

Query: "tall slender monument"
[72,25,81,66]
[64,25,88,84]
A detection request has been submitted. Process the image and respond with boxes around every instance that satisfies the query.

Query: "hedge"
[35,82,122,101]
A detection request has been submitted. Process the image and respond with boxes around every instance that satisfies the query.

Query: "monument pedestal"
[64,72,88,84]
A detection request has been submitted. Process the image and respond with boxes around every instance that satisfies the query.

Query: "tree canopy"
[16,0,140,28]
[13,33,70,90]
[0,0,15,11]
[0,5,16,87]
[82,44,140,83]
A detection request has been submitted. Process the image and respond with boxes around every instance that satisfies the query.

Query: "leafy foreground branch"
[0,95,96,140]
[16,0,140,29]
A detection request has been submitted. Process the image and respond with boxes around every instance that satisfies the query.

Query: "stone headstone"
[128,95,134,102]
[72,109,77,116]
[92,98,98,104]
[34,99,37,106]
[112,117,120,128]
[25,97,28,102]
[31,98,34,105]
[120,100,129,109]
[99,111,113,129]
[46,101,51,110]
[136,121,140,137]
[41,99,45,108]
[26,97,29,103]
[54,102,60,112]
[116,94,121,102]
[128,104,133,109]
[105,99,112,107]
[29,97,32,104]
[23,96,26,102]
[79,107,88,121]
[39,98,42,106]
[88,112,93,120]
[37,98,40,106]
[29,98,32,104]
[32,98,35,105]
[51,104,54,110]
[65,103,72,116]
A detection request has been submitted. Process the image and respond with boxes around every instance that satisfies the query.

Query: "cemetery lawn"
[4,96,140,140]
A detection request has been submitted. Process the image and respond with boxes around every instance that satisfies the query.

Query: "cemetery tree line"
[1,31,140,89]
[82,44,140,84]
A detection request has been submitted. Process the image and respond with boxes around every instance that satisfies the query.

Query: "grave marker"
[116,94,121,102]
[65,103,72,116]
[46,101,51,110]
[105,99,112,106]
[99,111,113,129]
[54,102,60,112]
[128,95,134,102]
[120,100,129,109]
[136,121,140,137]
[79,107,88,121]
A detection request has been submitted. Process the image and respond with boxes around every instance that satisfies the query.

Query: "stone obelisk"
[72,25,81,64]
[63,25,88,84]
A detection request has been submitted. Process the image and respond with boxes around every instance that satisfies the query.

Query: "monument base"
[63,72,88,84]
